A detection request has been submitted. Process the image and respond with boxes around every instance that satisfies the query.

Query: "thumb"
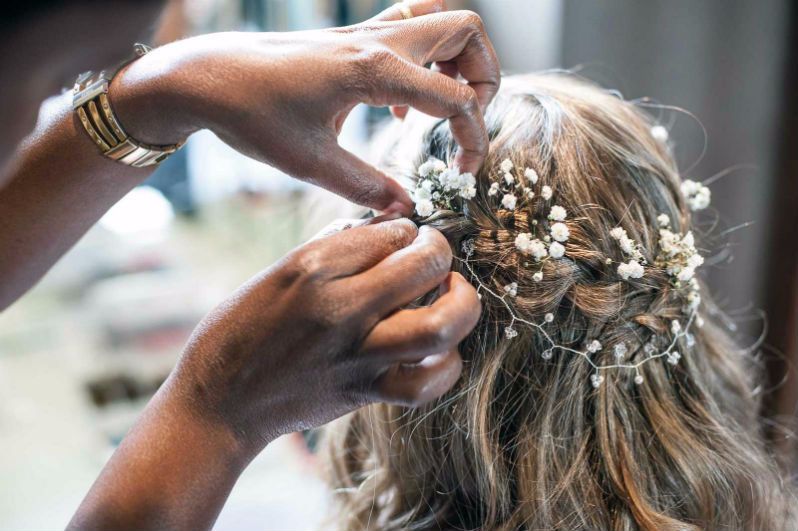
[309,140,414,215]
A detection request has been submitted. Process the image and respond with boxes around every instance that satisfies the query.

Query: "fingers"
[368,0,447,22]
[358,58,488,174]
[366,273,481,407]
[302,216,419,276]
[361,272,481,363]
[372,349,463,407]
[349,225,454,316]
[311,140,414,214]
[400,11,501,112]
[306,213,402,243]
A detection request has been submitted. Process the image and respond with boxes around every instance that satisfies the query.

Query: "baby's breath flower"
[524,168,539,184]
[502,193,517,210]
[550,222,570,242]
[651,125,669,143]
[541,185,553,200]
[587,340,602,353]
[617,260,644,280]
[548,205,567,221]
[533,271,543,282]
[488,182,500,196]
[504,172,515,185]
[503,282,518,297]
[415,199,434,217]
[657,213,670,227]
[681,180,711,211]
[500,159,514,173]
[548,241,565,259]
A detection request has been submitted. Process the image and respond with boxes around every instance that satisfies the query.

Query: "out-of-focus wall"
[560,0,789,326]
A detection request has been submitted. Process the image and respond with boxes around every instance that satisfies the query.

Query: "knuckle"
[458,10,485,33]
[417,240,453,276]
[291,246,331,281]
[351,46,398,94]
[382,218,418,249]
[423,315,454,350]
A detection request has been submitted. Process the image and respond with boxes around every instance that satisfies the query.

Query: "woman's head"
[324,74,795,530]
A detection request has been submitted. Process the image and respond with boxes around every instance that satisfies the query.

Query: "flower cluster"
[680,180,711,211]
[488,158,537,210]
[655,215,704,313]
[513,202,569,281]
[609,227,646,280]
[412,157,476,217]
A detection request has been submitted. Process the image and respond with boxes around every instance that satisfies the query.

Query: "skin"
[0,1,499,529]
[0,1,500,309]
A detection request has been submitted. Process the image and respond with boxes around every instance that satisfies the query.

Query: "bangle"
[72,43,183,168]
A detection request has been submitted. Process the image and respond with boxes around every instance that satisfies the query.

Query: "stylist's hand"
[114,0,500,214]
[171,217,480,454]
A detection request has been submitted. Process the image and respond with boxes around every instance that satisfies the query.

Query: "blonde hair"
[323,74,797,530]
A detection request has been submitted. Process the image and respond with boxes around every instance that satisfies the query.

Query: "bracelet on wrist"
[72,43,183,168]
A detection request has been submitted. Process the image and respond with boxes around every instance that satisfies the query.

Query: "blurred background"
[1,0,796,529]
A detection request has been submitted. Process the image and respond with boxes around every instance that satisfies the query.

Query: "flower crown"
[411,152,712,388]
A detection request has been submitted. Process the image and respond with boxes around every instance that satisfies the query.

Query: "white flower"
[504,326,518,339]
[617,260,645,280]
[590,373,604,388]
[548,205,567,221]
[503,282,518,297]
[524,187,535,199]
[415,199,434,217]
[524,168,539,184]
[515,235,548,261]
[440,168,462,190]
[634,374,645,385]
[651,125,669,142]
[618,235,635,255]
[533,271,543,282]
[460,186,477,200]
[414,185,432,201]
[500,159,514,173]
[541,185,553,200]
[677,266,695,282]
[418,158,443,177]
[670,320,681,334]
[550,222,570,242]
[501,193,517,210]
[488,182,500,196]
[681,180,711,211]
[657,213,670,227]
[549,241,565,259]
[610,227,627,240]
[587,340,602,353]
[504,172,515,185]
[614,342,628,359]
[687,291,701,309]
[658,228,679,256]
[544,313,554,322]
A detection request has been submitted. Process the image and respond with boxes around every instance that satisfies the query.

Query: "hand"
[169,217,481,455]
[113,0,500,214]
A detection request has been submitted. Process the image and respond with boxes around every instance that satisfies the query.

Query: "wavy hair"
[322,74,797,530]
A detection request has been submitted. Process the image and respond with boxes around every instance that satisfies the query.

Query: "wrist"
[109,43,200,147]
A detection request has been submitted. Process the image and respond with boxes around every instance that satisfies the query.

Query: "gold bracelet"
[72,43,183,168]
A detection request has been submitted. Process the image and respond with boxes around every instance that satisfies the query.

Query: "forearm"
[0,50,195,311]
[67,378,254,531]
[0,92,154,309]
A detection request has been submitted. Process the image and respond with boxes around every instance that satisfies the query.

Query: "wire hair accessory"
[412,154,710,388]
[457,241,698,388]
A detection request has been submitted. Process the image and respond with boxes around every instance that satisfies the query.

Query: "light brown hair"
[323,74,797,530]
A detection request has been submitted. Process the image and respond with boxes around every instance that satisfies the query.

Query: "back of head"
[323,74,796,530]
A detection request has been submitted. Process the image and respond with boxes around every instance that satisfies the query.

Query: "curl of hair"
[323,74,797,530]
